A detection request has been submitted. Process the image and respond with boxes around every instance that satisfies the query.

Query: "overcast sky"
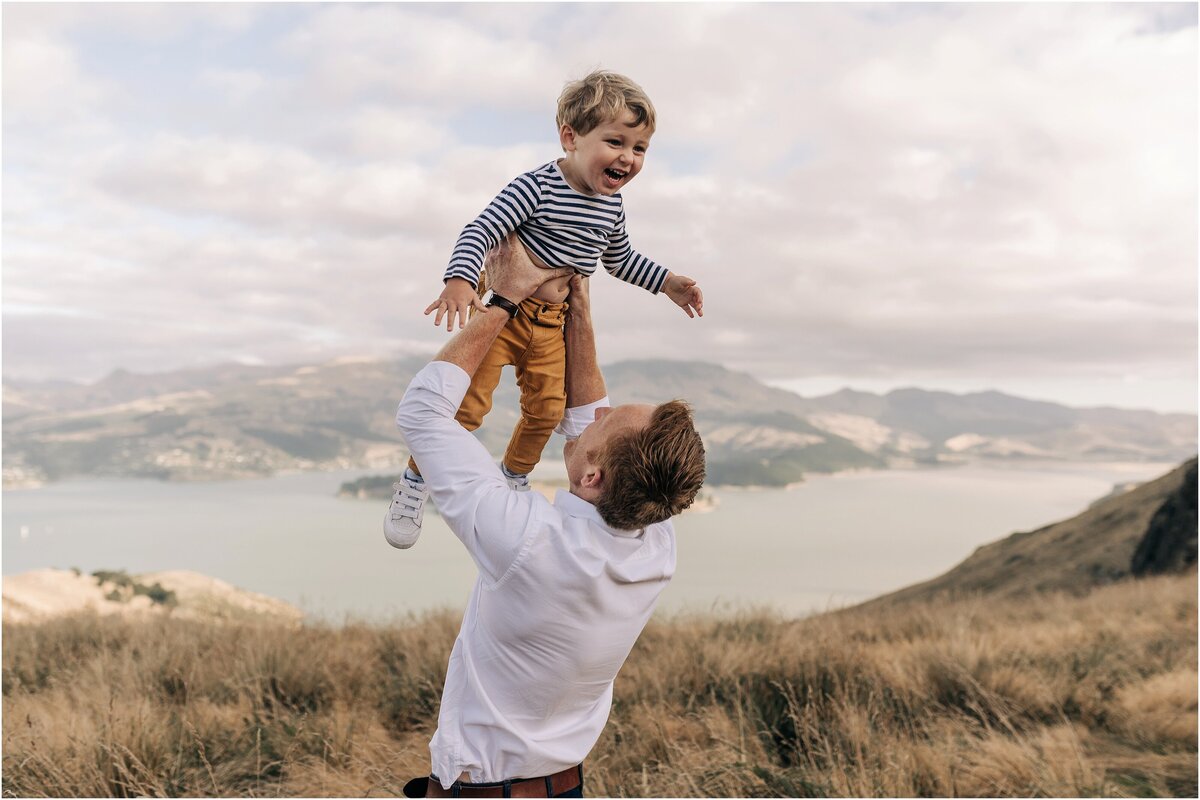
[3,2,1196,412]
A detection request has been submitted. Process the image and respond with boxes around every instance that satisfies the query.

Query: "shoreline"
[6,456,1184,494]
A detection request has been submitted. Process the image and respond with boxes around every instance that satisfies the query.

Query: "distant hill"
[2,355,426,486]
[3,356,1194,487]
[1,568,304,626]
[804,385,1196,461]
[867,458,1198,606]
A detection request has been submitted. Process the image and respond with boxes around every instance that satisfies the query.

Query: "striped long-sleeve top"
[444,161,669,295]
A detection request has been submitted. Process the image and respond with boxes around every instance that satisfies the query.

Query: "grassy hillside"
[871,458,1196,605]
[3,572,1194,797]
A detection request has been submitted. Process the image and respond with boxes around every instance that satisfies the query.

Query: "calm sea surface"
[1,460,1173,622]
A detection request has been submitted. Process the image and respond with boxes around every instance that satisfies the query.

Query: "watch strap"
[485,292,520,319]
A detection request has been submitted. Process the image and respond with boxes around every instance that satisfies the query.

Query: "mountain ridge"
[4,356,1194,487]
[8,355,1193,417]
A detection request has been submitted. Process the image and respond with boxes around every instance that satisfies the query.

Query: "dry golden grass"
[3,573,1195,797]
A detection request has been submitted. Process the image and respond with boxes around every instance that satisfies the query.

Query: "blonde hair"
[556,70,657,138]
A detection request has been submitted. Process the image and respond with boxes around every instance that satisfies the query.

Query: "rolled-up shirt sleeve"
[553,395,611,440]
[394,361,536,582]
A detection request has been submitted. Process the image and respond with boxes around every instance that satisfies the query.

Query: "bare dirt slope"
[2,568,303,625]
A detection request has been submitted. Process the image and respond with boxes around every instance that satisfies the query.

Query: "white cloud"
[279,4,561,111]
[2,32,108,124]
[1,3,1195,412]
[340,105,452,159]
[197,67,270,104]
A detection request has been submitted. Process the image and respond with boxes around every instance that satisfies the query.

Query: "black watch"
[483,290,520,319]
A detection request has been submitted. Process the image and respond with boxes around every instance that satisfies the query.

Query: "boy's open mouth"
[603,168,627,183]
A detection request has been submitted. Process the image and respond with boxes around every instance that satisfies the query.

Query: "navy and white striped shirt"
[445,161,669,294]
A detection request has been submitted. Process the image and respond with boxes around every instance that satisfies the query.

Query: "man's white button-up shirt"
[395,362,676,788]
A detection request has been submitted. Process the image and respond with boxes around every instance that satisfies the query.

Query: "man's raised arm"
[394,237,571,578]
[563,275,607,409]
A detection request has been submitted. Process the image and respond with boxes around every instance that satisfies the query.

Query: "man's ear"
[559,124,578,153]
[580,466,603,492]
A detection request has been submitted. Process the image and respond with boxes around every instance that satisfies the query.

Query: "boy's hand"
[662,272,704,318]
[424,278,486,331]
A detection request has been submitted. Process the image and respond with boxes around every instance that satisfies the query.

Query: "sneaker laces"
[390,480,426,520]
[501,465,530,490]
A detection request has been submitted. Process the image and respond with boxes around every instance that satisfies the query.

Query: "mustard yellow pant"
[409,294,568,478]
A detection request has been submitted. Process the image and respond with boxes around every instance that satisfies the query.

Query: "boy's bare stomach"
[524,248,572,304]
[530,273,571,303]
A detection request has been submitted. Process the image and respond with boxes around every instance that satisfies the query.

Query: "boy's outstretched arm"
[432,238,573,374]
[430,172,543,331]
[600,208,703,317]
[662,272,704,318]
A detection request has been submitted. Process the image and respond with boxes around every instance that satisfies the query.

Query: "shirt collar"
[554,490,643,538]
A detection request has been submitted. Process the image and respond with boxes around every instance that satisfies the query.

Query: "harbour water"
[1,460,1175,621]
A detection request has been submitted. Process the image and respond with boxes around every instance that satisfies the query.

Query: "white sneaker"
[384,474,428,549]
[505,472,532,492]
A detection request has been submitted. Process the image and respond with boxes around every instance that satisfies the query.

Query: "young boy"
[385,70,703,548]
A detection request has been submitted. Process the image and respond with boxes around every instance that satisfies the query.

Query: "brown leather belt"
[416,764,583,798]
